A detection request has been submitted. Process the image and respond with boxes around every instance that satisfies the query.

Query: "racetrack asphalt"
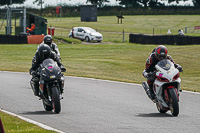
[0,71,200,133]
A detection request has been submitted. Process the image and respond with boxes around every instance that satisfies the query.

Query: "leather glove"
[143,70,156,78]
[147,73,153,78]
[30,71,36,75]
[60,65,66,72]
[143,71,152,78]
[177,66,183,72]
[143,71,149,78]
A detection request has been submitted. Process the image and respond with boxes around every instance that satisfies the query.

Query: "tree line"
[0,0,199,8]
[88,0,198,7]
[1,0,200,17]
[22,5,200,17]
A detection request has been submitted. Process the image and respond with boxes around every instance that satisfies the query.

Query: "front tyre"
[168,88,179,116]
[51,87,61,114]
[42,99,52,111]
[156,103,167,113]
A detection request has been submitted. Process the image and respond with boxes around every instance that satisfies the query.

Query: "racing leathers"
[29,51,65,96]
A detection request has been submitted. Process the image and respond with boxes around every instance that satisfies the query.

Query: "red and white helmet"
[155,45,168,60]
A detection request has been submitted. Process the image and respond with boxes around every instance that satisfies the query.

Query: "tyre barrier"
[129,34,200,45]
[0,35,27,44]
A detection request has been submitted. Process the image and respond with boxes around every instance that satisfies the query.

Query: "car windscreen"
[157,59,174,71]
[85,28,96,33]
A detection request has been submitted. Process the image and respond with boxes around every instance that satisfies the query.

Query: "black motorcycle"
[30,59,65,113]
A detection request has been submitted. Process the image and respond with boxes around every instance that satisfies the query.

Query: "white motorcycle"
[142,59,182,116]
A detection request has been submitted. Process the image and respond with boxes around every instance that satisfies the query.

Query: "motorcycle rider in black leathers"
[29,44,66,96]
[37,35,61,59]
[143,45,183,100]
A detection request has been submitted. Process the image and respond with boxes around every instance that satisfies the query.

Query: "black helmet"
[38,44,51,60]
[155,45,168,60]
[44,35,52,46]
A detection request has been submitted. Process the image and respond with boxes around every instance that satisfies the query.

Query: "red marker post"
[56,6,62,21]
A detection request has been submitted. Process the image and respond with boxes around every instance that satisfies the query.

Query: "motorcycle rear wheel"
[156,103,167,113]
[51,87,61,114]
[168,88,179,116]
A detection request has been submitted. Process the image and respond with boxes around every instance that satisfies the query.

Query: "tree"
[33,0,44,9]
[161,0,188,4]
[192,0,200,7]
[117,0,158,7]
[117,0,188,7]
[33,0,45,15]
[0,0,26,6]
[86,0,110,7]
[148,0,164,7]
[117,0,141,7]
[139,0,150,7]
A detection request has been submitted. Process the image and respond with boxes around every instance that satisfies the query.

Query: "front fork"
[60,76,65,93]
[164,86,179,102]
[45,81,63,100]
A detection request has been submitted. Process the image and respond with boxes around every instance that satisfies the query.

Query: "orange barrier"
[27,35,45,44]
[0,117,5,133]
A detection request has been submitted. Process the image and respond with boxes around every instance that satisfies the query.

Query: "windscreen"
[85,28,96,33]
[42,59,55,67]
[157,59,174,71]
[42,59,60,73]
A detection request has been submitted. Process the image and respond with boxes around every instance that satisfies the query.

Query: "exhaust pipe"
[142,82,153,100]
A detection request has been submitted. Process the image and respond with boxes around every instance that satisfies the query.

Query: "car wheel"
[85,36,90,42]
[69,35,73,38]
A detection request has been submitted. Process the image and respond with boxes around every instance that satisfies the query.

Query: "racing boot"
[149,84,156,101]
[142,82,156,101]
[31,77,39,96]
[142,81,153,100]
[34,83,39,96]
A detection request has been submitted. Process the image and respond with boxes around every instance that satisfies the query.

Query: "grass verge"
[0,111,57,133]
[0,43,199,92]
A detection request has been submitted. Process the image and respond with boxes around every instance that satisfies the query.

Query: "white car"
[68,27,103,42]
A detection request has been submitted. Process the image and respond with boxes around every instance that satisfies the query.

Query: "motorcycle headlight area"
[50,75,56,79]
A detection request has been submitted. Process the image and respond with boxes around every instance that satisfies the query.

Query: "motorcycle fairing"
[154,59,181,109]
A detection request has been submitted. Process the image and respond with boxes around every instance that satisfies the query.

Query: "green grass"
[47,15,200,37]
[0,111,57,133]
[47,15,196,32]
[53,36,82,44]
[1,15,200,42]
[0,43,199,92]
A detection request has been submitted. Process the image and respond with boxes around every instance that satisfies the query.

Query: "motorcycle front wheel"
[156,103,167,113]
[51,87,61,114]
[42,99,53,111]
[168,88,179,116]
